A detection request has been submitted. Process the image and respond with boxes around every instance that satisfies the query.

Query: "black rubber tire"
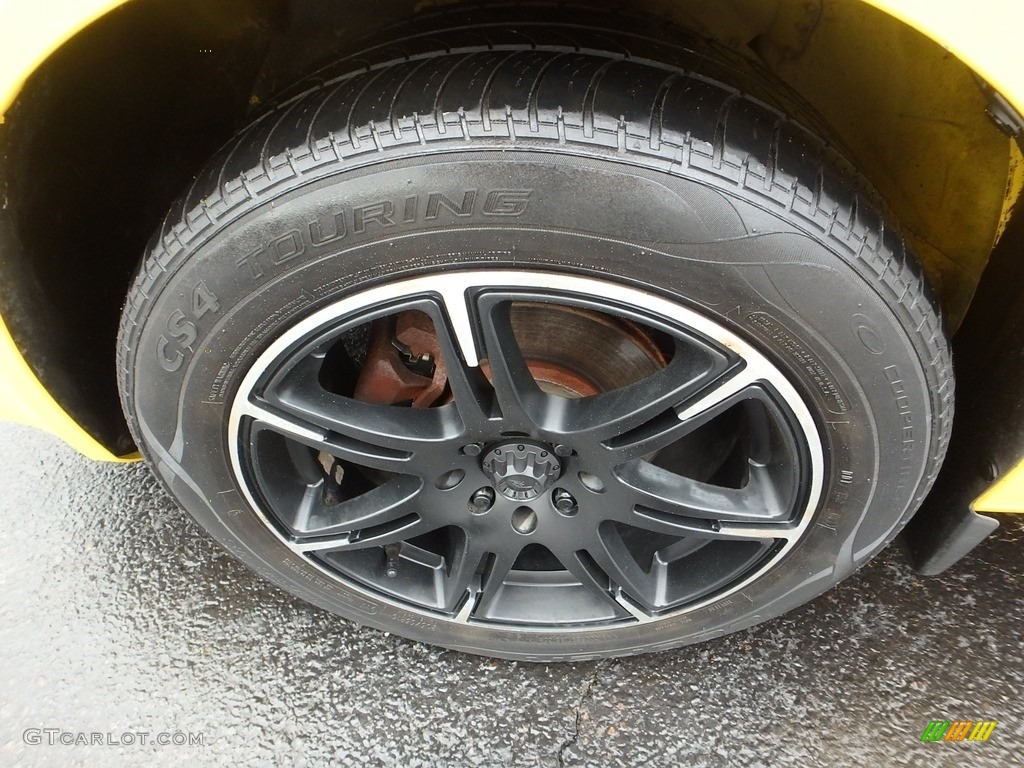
[117,23,952,661]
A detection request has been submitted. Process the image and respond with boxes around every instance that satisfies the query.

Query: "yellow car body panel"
[974,459,1024,513]
[0,0,126,126]
[0,0,1022,517]
[0,0,135,460]
[861,0,1024,117]
[0,319,138,462]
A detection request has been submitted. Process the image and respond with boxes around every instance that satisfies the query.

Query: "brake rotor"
[352,302,668,406]
[505,302,668,397]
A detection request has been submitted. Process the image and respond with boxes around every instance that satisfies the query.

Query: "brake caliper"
[352,310,449,408]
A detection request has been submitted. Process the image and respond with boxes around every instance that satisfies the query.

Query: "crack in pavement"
[556,663,604,767]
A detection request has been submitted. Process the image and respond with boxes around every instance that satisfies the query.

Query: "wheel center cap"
[481,440,562,501]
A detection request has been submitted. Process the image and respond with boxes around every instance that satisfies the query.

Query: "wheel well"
[0,0,1016,453]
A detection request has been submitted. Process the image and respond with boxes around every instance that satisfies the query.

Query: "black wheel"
[117,23,952,661]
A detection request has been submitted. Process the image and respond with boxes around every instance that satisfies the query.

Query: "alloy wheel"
[228,271,824,630]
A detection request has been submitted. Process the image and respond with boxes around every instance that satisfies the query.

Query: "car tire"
[117,24,952,661]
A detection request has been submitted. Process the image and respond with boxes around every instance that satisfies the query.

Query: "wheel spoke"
[580,533,660,615]
[420,295,495,431]
[472,546,523,618]
[258,354,462,452]
[612,460,788,522]
[601,360,757,461]
[433,282,483,368]
[626,505,799,542]
[655,537,712,564]
[477,296,545,427]
[440,531,489,614]
[559,340,727,438]
[550,546,634,616]
[290,477,429,552]
[675,364,765,423]
[241,399,417,474]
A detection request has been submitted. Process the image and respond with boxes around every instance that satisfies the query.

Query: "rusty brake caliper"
[352,310,449,408]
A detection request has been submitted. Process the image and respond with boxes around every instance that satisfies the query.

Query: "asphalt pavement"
[0,421,1021,767]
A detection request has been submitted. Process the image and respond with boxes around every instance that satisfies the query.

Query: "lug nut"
[461,443,483,456]
[552,488,578,517]
[553,444,573,458]
[469,487,495,514]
